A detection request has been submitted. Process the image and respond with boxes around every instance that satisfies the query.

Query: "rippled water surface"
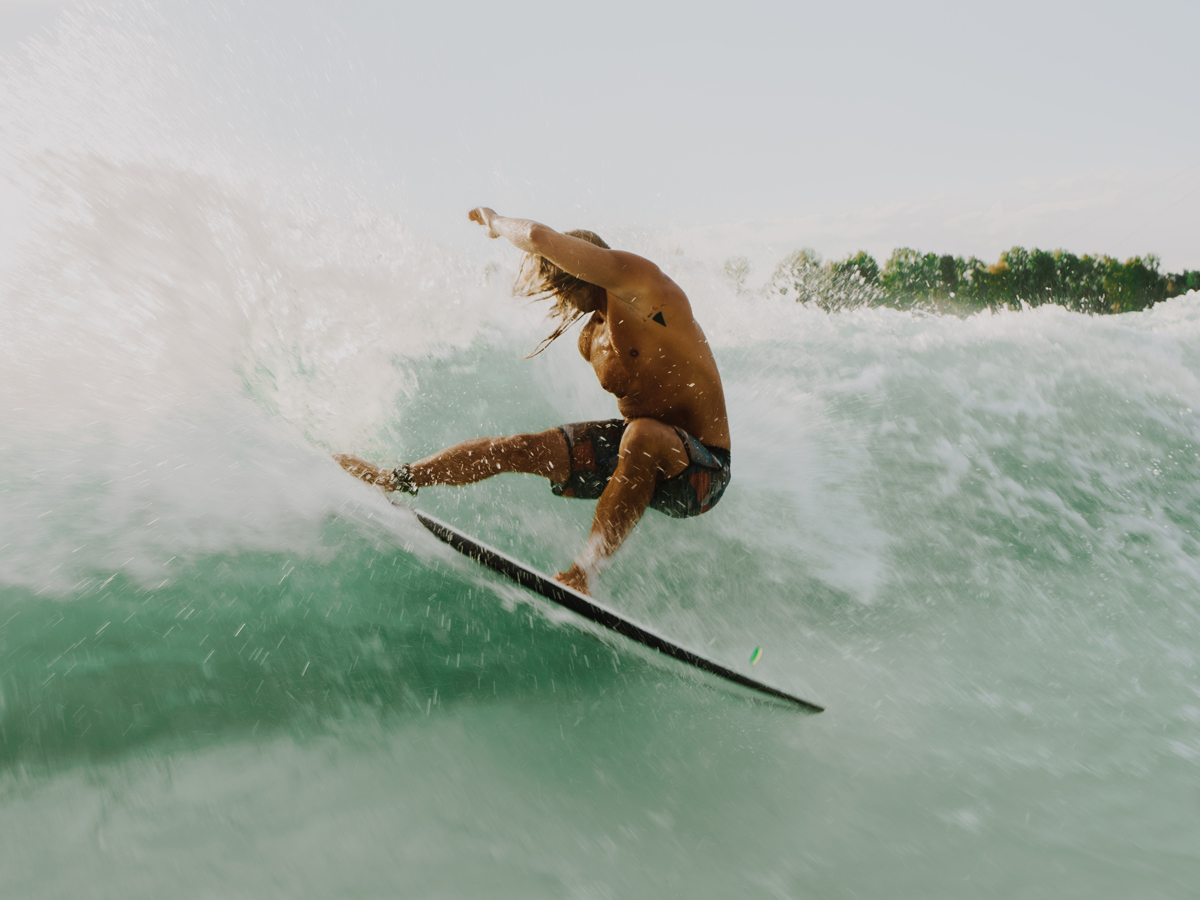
[3,5,1199,898]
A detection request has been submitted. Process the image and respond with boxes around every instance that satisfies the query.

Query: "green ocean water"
[5,287,1200,897]
[3,5,1200,898]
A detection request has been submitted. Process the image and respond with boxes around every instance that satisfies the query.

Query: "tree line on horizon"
[727,246,1200,314]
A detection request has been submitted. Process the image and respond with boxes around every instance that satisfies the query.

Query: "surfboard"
[409,507,824,712]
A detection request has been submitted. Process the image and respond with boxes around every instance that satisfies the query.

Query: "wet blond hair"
[515,229,609,357]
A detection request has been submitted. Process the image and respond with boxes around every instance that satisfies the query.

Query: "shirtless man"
[335,207,731,595]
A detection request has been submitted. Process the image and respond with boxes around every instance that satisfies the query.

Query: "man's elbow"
[526,222,552,253]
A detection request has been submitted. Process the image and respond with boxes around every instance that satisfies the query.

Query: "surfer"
[335,207,731,595]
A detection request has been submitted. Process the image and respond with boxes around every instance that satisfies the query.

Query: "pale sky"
[4,0,1198,269]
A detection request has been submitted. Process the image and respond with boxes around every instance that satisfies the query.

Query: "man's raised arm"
[469,207,663,304]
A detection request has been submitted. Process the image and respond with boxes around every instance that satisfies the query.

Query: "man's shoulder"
[609,274,692,320]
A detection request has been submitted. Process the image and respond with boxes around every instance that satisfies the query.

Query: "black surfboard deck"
[410,508,823,713]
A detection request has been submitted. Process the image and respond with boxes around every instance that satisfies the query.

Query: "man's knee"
[619,419,687,478]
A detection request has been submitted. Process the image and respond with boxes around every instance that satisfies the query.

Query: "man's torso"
[577,283,730,450]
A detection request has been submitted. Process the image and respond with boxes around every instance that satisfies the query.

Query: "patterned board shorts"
[550,419,731,519]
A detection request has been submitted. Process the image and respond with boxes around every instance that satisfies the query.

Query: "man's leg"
[333,428,570,491]
[409,429,570,487]
[556,418,687,593]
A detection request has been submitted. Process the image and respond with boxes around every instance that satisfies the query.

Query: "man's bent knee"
[618,418,687,479]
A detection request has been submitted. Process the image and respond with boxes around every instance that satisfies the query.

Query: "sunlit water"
[2,5,1199,898]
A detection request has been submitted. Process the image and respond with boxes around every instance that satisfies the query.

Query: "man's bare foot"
[554,564,591,596]
[333,454,396,490]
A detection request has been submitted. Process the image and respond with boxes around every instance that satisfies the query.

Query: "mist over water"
[3,5,1200,898]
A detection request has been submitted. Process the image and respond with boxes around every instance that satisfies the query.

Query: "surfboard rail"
[411,509,824,713]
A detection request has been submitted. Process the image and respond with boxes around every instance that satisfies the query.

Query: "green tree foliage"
[825,251,885,309]
[769,249,885,310]
[769,248,824,302]
[881,249,955,306]
[766,244,1198,315]
[832,251,880,286]
[1166,270,1200,296]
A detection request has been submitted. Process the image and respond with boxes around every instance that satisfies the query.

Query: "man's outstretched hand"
[468,207,501,238]
[333,454,396,491]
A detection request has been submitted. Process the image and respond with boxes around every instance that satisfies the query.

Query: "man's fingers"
[469,207,500,237]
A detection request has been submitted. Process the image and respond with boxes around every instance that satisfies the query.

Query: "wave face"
[3,5,1199,897]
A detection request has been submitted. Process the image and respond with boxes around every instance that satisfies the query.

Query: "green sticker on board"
[750,647,763,665]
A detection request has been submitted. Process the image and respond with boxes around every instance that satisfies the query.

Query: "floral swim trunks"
[549,419,731,518]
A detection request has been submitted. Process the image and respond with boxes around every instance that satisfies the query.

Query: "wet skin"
[576,290,729,452]
[335,208,729,594]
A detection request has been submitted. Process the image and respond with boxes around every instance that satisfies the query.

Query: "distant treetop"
[753,246,1199,314]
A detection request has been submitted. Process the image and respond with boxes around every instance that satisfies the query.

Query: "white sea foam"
[4,6,1200,899]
